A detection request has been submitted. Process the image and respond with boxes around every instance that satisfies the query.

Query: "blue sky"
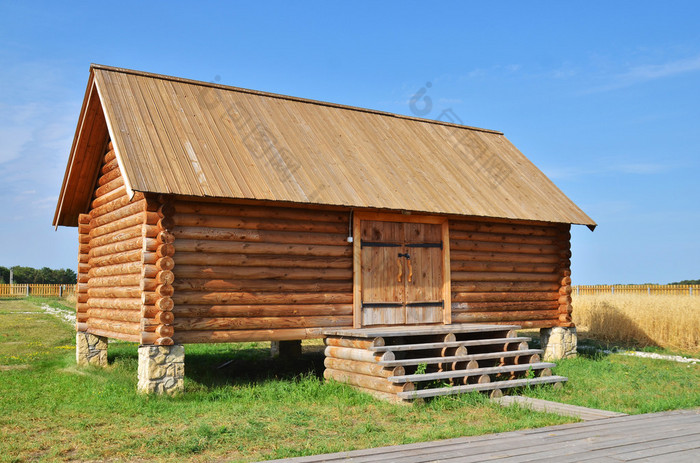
[1,1,698,284]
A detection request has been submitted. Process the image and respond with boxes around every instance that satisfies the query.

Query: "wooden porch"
[263,409,700,462]
[323,323,566,402]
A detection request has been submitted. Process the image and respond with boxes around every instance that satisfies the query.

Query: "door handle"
[397,257,403,282]
[407,258,413,283]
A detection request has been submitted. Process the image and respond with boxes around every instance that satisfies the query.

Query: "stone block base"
[540,327,577,361]
[76,332,108,367]
[137,345,184,395]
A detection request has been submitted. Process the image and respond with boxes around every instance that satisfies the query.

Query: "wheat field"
[572,294,700,353]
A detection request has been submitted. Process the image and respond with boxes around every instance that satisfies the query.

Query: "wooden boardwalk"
[263,409,700,462]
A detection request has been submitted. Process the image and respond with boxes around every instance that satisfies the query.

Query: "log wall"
[83,142,149,343]
[448,219,572,328]
[169,199,354,343]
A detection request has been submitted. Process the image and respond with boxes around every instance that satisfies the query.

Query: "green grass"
[1,299,699,462]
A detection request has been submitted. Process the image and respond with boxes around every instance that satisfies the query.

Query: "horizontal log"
[174,201,349,223]
[88,298,141,310]
[452,300,560,311]
[77,293,89,304]
[561,276,572,286]
[452,310,560,322]
[78,274,89,284]
[156,271,174,285]
[88,286,141,299]
[88,317,140,336]
[450,250,560,264]
[140,278,157,292]
[100,157,119,175]
[175,239,352,257]
[156,284,174,297]
[451,271,559,283]
[78,254,89,264]
[174,265,352,280]
[173,278,352,293]
[325,346,394,363]
[156,325,174,338]
[79,213,91,224]
[158,202,175,218]
[173,252,351,269]
[89,262,142,278]
[324,357,404,378]
[79,223,90,234]
[173,304,353,318]
[173,315,352,331]
[89,327,140,343]
[89,224,143,249]
[90,195,138,221]
[76,302,88,313]
[324,368,412,394]
[97,163,121,186]
[77,313,89,323]
[89,212,151,239]
[157,230,175,244]
[173,226,349,246]
[94,175,124,199]
[451,261,558,274]
[143,305,158,318]
[89,249,142,268]
[158,216,174,230]
[79,243,90,255]
[79,234,90,244]
[173,291,352,305]
[558,295,572,304]
[449,221,561,237]
[78,263,90,274]
[91,186,127,210]
[155,311,175,325]
[155,256,174,271]
[142,292,157,305]
[450,230,562,246]
[451,292,559,303]
[88,274,141,288]
[324,336,385,349]
[141,332,158,345]
[156,244,175,258]
[87,308,141,323]
[76,322,87,332]
[155,337,174,346]
[174,213,347,234]
[451,281,559,293]
[559,285,572,295]
[450,240,560,255]
[89,237,157,258]
[156,297,174,312]
[173,328,328,343]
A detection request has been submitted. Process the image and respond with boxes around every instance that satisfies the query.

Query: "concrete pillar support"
[137,345,184,395]
[76,332,108,367]
[540,326,578,361]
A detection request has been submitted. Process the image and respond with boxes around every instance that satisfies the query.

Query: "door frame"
[352,211,451,328]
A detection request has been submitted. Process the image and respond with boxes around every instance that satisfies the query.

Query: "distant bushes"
[0,266,77,285]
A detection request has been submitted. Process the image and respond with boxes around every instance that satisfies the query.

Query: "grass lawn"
[1,298,699,462]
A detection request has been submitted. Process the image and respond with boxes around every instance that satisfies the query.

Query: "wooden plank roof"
[54,64,596,228]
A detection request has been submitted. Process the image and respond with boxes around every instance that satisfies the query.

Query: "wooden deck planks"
[494,395,628,421]
[323,323,521,338]
[260,409,700,463]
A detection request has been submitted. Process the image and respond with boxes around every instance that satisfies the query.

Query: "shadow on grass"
[108,341,327,388]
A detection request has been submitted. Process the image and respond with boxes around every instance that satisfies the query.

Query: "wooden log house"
[54,65,595,396]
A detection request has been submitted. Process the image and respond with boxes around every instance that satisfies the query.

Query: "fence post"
[611,285,615,295]
[26,285,30,297]
[647,286,650,295]
[691,287,693,296]
[59,285,63,298]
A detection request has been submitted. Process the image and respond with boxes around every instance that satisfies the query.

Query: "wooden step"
[378,349,543,367]
[323,323,521,339]
[369,337,532,352]
[397,375,568,399]
[388,362,557,383]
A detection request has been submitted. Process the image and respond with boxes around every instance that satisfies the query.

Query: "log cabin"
[54,65,595,396]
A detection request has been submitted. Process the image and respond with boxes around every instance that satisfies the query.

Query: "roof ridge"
[90,63,504,136]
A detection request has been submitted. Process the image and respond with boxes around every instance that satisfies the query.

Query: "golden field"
[572,294,700,353]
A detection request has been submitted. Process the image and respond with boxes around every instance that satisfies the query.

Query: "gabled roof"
[54,64,596,228]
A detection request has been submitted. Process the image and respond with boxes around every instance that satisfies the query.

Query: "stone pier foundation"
[76,332,108,367]
[540,327,578,361]
[137,345,184,395]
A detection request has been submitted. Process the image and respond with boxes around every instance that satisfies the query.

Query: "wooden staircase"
[323,324,566,402]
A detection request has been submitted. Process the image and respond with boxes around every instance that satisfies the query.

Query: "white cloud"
[585,54,700,93]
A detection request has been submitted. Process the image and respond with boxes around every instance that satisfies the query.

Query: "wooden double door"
[354,215,451,327]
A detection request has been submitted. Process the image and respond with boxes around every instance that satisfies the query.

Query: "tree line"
[0,266,77,284]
